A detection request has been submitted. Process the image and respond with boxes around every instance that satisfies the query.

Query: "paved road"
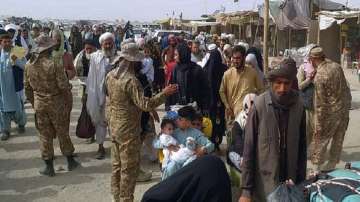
[1,69,360,202]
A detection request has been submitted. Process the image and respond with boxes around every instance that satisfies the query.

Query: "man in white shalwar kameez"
[86,32,117,159]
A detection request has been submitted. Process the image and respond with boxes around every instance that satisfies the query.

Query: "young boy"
[141,44,154,85]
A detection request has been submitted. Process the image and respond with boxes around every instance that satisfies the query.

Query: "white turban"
[237,42,249,51]
[207,44,217,51]
[99,32,115,44]
[223,44,232,51]
[5,24,18,31]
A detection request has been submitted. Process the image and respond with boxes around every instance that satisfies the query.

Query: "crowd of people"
[0,20,352,202]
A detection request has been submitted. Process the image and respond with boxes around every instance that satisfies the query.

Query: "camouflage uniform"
[24,55,75,160]
[105,63,166,202]
[311,59,351,166]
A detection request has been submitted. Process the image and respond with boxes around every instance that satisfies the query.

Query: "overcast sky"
[1,0,360,21]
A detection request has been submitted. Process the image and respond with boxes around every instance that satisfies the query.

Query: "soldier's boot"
[67,155,80,171]
[136,169,152,182]
[39,160,55,177]
[0,131,10,141]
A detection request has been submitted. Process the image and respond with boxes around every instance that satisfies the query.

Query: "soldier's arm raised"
[128,78,167,112]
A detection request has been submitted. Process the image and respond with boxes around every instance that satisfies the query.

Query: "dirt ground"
[1,69,360,202]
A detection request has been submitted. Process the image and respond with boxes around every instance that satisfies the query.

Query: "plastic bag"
[267,184,305,202]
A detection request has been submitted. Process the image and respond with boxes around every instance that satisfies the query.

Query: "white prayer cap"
[5,24,18,31]
[237,42,249,51]
[207,44,217,51]
[223,44,232,51]
[99,32,115,44]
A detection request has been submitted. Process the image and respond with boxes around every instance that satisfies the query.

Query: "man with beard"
[87,32,117,159]
[105,41,177,202]
[92,25,102,49]
[0,32,27,141]
[190,40,204,63]
[219,45,264,123]
[239,58,307,202]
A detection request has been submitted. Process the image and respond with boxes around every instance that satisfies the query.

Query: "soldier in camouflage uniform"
[105,41,177,202]
[309,47,351,171]
[24,34,80,177]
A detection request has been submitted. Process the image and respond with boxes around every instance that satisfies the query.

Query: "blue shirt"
[0,49,25,112]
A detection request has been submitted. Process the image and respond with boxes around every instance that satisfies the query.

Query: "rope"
[305,177,360,201]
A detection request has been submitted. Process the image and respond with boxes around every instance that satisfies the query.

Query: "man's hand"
[225,108,234,118]
[239,196,251,202]
[163,84,178,96]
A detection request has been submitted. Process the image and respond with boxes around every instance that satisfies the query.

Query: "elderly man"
[240,58,307,202]
[0,32,27,141]
[105,41,177,202]
[87,32,117,159]
[309,47,351,171]
[24,35,79,176]
[190,40,203,63]
[219,45,264,122]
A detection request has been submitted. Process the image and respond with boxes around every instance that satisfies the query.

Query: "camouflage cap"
[309,47,325,58]
[32,34,56,54]
[119,40,144,62]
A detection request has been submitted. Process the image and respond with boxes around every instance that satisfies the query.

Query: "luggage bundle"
[304,162,360,202]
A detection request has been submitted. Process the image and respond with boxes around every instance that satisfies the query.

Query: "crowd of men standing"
[0,21,352,202]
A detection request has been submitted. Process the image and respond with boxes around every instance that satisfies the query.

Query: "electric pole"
[263,0,269,73]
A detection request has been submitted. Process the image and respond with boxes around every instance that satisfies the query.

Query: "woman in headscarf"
[166,43,210,114]
[142,155,232,202]
[146,40,164,93]
[203,49,227,151]
[245,47,265,83]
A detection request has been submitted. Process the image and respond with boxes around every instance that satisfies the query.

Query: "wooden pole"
[263,0,270,73]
